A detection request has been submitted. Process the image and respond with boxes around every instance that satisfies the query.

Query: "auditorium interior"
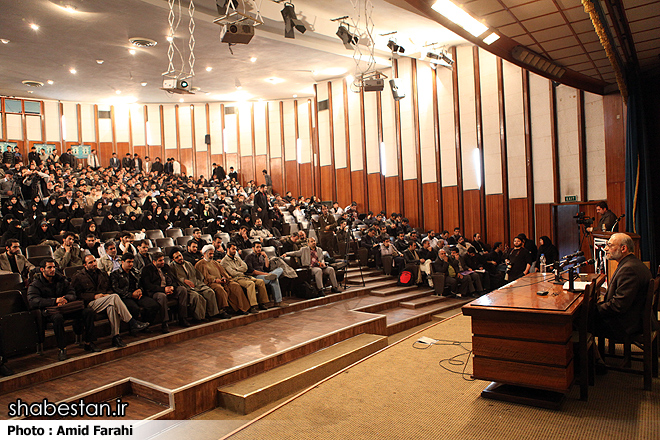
[0,0,659,438]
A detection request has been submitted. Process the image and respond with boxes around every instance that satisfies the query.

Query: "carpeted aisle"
[224,314,660,440]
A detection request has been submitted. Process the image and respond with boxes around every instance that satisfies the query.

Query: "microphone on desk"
[560,251,584,262]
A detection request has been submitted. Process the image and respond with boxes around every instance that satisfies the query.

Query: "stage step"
[399,293,445,309]
[351,291,434,314]
[217,334,387,415]
[370,284,421,297]
[346,273,391,285]
[381,297,472,336]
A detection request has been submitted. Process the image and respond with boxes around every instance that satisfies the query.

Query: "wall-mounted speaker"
[205,134,211,145]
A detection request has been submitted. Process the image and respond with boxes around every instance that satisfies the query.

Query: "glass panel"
[24,100,41,114]
[4,99,22,113]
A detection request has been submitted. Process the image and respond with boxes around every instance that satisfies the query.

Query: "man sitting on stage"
[595,233,653,374]
[141,252,190,333]
[221,243,270,313]
[71,254,149,348]
[284,237,342,294]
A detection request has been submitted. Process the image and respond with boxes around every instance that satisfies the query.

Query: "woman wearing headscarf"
[100,212,121,233]
[125,199,142,216]
[54,213,73,236]
[80,218,101,241]
[2,196,25,221]
[68,200,85,219]
[1,219,30,248]
[90,201,107,217]
[141,210,159,231]
[30,220,58,247]
[123,211,143,232]
[154,206,170,230]
[537,236,559,266]
[109,199,125,218]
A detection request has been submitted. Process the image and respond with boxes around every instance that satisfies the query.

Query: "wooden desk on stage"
[462,273,597,408]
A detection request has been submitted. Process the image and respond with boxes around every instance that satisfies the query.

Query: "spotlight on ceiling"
[426,51,454,67]
[281,3,306,39]
[511,46,565,78]
[336,24,358,50]
[387,40,405,54]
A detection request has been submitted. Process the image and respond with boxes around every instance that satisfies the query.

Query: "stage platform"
[0,268,469,420]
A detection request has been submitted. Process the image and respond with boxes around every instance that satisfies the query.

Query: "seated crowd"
[0,150,558,377]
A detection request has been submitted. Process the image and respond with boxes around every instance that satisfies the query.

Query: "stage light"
[336,24,358,50]
[281,3,306,39]
[387,40,405,54]
[216,0,239,14]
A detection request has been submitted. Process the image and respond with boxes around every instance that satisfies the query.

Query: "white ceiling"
[0,0,465,104]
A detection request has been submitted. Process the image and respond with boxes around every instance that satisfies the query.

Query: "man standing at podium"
[596,233,651,346]
[588,201,618,233]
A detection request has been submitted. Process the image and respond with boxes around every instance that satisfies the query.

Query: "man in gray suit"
[0,239,35,279]
[284,237,342,294]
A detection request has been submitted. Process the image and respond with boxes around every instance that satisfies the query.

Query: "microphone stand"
[552,261,564,284]
[341,227,365,289]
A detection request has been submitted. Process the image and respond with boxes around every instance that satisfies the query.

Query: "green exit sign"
[565,195,577,202]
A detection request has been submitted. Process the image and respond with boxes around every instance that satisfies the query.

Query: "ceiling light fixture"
[69,68,77,74]
[96,59,104,64]
[293,94,297,98]
[336,23,358,50]
[179,98,184,102]
[129,37,157,48]
[483,32,499,45]
[30,23,40,31]
[206,66,213,72]
[64,5,77,13]
[0,39,9,44]
[265,77,284,84]
[431,0,488,38]
[250,57,257,63]
[281,2,306,39]
[426,51,454,67]
[511,46,565,78]
[235,78,242,90]
[47,80,54,85]
[129,49,136,55]
[28,91,34,94]
[166,36,173,42]
[141,82,148,87]
[116,90,121,95]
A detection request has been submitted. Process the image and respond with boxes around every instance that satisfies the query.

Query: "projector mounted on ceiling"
[161,78,194,94]
[220,23,255,44]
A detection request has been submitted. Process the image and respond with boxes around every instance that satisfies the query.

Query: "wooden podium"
[592,231,641,281]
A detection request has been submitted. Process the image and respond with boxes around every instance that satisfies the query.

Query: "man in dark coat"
[71,255,148,347]
[596,233,653,341]
[141,251,190,333]
[27,259,100,361]
[254,184,269,224]
[110,253,160,332]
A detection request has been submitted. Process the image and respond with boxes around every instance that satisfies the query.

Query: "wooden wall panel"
[320,166,334,202]
[335,168,351,207]
[603,93,626,232]
[351,170,366,212]
[255,155,268,186]
[180,149,192,176]
[210,154,222,170]
[463,189,483,239]
[509,198,529,242]
[300,163,312,196]
[240,156,254,184]
[270,158,283,196]
[367,173,383,214]
[116,142,130,161]
[285,161,298,197]
[195,151,209,178]
[99,142,113,166]
[442,186,460,231]
[149,146,164,163]
[225,153,239,180]
[535,203,554,244]
[486,194,505,246]
[403,180,419,228]
[385,176,400,218]
[134,145,146,161]
[422,183,440,232]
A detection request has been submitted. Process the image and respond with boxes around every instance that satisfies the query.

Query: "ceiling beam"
[602,0,639,70]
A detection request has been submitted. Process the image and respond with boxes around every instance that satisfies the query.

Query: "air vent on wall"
[318,99,329,111]
[224,106,236,115]
[129,37,158,48]
[98,110,111,119]
[22,80,44,87]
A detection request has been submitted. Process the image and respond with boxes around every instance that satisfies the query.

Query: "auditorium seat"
[63,265,84,279]
[101,231,120,241]
[146,230,164,240]
[155,237,175,248]
[176,236,193,247]
[26,245,54,259]
[0,273,24,293]
[165,228,183,238]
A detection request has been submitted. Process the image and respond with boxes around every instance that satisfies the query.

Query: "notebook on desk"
[562,281,590,291]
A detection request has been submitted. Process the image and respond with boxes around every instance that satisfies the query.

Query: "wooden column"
[473,46,487,239]
[279,101,286,190]
[376,85,386,212]
[327,82,337,202]
[522,70,535,240]
[359,88,368,207]
[578,90,587,201]
[431,66,444,230]
[550,82,560,204]
[393,59,405,215]
[343,78,353,203]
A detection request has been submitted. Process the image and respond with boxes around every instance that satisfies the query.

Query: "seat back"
[0,273,23,294]
[26,245,53,259]
[165,228,183,238]
[64,265,84,279]
[146,229,164,240]
[176,236,193,247]
[101,231,119,241]
[201,234,213,243]
[0,290,29,314]
[155,237,175,248]
[263,246,277,258]
[642,277,660,339]
[185,227,196,236]
[240,248,254,261]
